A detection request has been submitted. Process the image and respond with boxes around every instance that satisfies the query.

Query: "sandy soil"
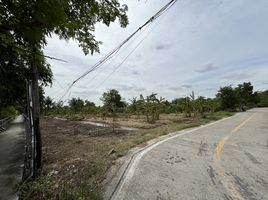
[41,117,132,189]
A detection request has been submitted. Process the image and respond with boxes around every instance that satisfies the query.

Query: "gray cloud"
[136,54,142,59]
[168,87,182,91]
[76,85,88,89]
[260,80,268,85]
[55,73,65,77]
[168,86,190,91]
[181,84,192,89]
[132,70,140,75]
[195,63,218,73]
[154,43,171,51]
[168,84,193,91]
[221,72,253,81]
[205,87,216,91]
[44,1,268,105]
[73,90,99,96]
[117,84,145,92]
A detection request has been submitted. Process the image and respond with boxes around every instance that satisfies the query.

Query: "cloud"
[195,63,218,73]
[54,73,65,77]
[154,43,171,51]
[117,84,145,92]
[168,84,193,91]
[168,87,182,91]
[72,90,99,96]
[132,70,140,75]
[136,54,142,59]
[205,87,216,91]
[181,84,192,89]
[43,1,268,105]
[221,72,253,81]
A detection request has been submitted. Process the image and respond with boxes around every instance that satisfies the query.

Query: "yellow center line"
[231,113,256,133]
[214,136,229,158]
[214,113,255,158]
[213,113,255,200]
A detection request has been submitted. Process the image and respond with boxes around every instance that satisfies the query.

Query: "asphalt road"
[111,108,268,200]
[0,116,25,200]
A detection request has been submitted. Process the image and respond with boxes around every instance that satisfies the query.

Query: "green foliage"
[101,89,125,131]
[69,98,85,112]
[217,86,239,111]
[257,90,268,107]
[131,93,165,123]
[43,83,265,122]
[17,175,102,200]
[0,106,18,118]
[0,0,128,53]
[0,0,129,120]
[216,82,260,111]
[101,89,125,111]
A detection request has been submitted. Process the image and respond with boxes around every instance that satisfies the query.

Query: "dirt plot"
[19,112,232,200]
[81,113,190,129]
[40,117,133,197]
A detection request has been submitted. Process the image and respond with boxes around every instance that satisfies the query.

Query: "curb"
[103,114,236,200]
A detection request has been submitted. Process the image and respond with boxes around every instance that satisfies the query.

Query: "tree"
[216,86,239,111]
[43,96,54,110]
[101,89,125,109]
[257,90,268,107]
[0,0,129,173]
[236,82,260,109]
[69,98,85,112]
[101,89,125,131]
[0,1,128,54]
[132,93,164,123]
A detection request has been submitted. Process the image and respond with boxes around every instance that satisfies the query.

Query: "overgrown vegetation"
[0,0,128,120]
[17,111,233,200]
[43,82,266,122]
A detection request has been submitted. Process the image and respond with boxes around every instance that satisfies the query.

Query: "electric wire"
[93,0,176,90]
[81,24,149,88]
[57,0,178,101]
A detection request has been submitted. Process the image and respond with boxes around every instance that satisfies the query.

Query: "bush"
[0,106,18,119]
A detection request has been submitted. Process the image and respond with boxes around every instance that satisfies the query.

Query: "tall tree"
[216,86,239,111]
[69,98,85,112]
[101,89,125,131]
[0,0,128,173]
[236,82,258,109]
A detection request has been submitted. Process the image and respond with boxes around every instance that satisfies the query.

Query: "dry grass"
[18,111,233,200]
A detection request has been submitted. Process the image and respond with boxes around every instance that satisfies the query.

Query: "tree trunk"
[31,47,42,177]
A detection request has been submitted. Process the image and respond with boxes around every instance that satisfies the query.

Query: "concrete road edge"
[103,114,237,200]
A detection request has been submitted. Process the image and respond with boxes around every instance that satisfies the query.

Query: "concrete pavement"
[107,108,268,200]
[0,116,25,200]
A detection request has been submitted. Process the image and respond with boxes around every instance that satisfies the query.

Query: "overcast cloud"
[44,0,268,105]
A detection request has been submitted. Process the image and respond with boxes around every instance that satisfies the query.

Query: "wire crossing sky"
[45,0,268,105]
[56,0,178,102]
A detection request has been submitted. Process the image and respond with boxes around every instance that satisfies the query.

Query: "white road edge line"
[111,114,237,200]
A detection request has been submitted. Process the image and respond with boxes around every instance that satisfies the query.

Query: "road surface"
[110,108,268,200]
[0,116,25,200]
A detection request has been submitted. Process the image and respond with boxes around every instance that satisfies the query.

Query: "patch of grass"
[114,111,234,156]
[206,111,234,120]
[19,111,233,200]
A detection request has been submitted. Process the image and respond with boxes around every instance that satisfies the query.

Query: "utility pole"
[31,46,42,177]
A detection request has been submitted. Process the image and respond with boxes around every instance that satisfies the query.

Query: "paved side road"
[0,116,25,200]
[108,108,268,200]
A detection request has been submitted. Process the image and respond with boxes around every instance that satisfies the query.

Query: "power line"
[80,25,149,88]
[94,1,176,90]
[58,0,178,101]
[95,35,148,90]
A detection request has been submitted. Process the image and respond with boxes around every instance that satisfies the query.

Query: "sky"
[44,0,268,105]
